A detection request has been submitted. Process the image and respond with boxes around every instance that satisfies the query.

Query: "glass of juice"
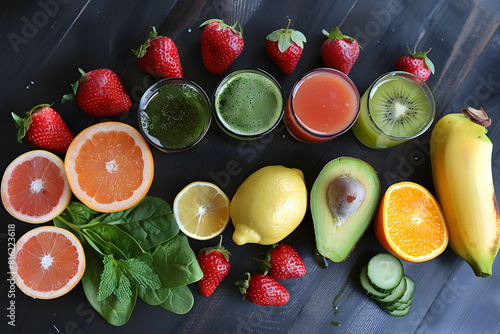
[284,68,360,144]
[351,71,436,149]
[138,78,211,152]
[212,68,284,140]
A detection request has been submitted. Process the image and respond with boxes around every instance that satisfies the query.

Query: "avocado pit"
[327,176,365,226]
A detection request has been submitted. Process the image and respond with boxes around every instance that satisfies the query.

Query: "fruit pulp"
[139,80,211,151]
[352,71,435,149]
[213,69,283,140]
[284,68,360,143]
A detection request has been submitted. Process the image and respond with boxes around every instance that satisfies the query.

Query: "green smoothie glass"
[212,69,284,140]
[352,71,435,149]
[138,78,211,152]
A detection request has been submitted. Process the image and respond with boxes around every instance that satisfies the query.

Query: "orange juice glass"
[284,68,360,143]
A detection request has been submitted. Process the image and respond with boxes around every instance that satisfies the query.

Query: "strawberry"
[199,19,244,75]
[196,236,231,297]
[133,26,183,78]
[320,27,361,75]
[12,104,74,153]
[62,68,131,117]
[266,19,306,74]
[396,46,435,81]
[236,273,289,306]
[259,244,306,279]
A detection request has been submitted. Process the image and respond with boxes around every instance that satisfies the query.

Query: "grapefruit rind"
[10,226,86,299]
[64,122,154,213]
[1,150,72,224]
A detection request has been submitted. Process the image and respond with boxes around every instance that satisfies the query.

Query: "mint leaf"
[115,274,132,306]
[119,258,161,290]
[98,255,119,301]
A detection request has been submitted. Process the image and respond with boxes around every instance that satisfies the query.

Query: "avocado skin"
[311,157,381,262]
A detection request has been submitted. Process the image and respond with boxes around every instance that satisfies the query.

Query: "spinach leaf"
[60,201,101,226]
[137,285,172,306]
[159,285,194,315]
[82,249,137,327]
[83,229,128,260]
[150,234,203,289]
[109,196,179,250]
[53,196,203,326]
[85,224,152,265]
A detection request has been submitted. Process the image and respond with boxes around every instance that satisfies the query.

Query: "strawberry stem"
[285,19,291,33]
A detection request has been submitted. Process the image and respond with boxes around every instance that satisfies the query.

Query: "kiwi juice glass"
[352,71,435,149]
[212,69,284,140]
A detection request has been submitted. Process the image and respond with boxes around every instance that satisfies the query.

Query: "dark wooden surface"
[1,0,500,333]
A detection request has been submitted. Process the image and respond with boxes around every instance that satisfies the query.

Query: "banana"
[430,107,500,277]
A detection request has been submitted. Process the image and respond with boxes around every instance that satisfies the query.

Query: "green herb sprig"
[54,196,203,326]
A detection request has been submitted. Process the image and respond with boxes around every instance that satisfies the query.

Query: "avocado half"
[311,157,380,262]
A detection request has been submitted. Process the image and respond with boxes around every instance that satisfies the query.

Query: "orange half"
[374,181,449,262]
[65,122,154,212]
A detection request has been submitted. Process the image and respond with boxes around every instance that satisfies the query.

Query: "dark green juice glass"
[138,78,211,152]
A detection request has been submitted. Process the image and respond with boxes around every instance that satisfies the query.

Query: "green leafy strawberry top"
[322,27,363,50]
[407,46,435,74]
[199,19,243,37]
[12,103,51,143]
[61,68,90,103]
[198,235,231,261]
[266,19,307,53]
[133,26,159,58]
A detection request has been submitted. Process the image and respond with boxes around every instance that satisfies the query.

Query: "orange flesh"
[16,232,80,292]
[8,157,65,217]
[75,130,145,204]
[385,185,446,257]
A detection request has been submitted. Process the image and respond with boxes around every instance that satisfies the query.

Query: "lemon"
[230,165,307,245]
[173,181,230,240]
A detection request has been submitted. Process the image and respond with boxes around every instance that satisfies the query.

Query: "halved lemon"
[173,181,230,240]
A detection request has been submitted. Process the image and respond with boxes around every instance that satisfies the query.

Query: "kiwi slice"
[368,76,432,137]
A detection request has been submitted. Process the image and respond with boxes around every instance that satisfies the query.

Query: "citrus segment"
[1,150,72,224]
[374,181,449,262]
[65,122,154,212]
[173,181,230,240]
[10,226,85,299]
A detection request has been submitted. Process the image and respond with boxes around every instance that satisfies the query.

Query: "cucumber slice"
[387,300,412,317]
[375,274,407,306]
[367,253,404,292]
[359,264,390,299]
[382,301,404,312]
[398,276,415,305]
